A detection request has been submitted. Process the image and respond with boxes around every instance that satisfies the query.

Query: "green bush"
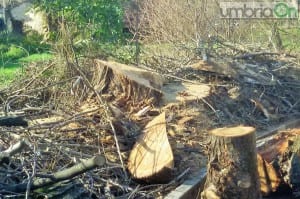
[0,44,9,52]
[4,45,27,60]
[0,31,52,87]
[23,32,50,53]
[33,0,126,43]
[0,31,50,66]
[0,31,50,55]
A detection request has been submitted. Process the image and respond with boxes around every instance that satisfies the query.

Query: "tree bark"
[93,60,163,105]
[2,155,105,193]
[201,126,261,199]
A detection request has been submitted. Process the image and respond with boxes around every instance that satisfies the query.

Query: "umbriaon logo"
[220,1,298,19]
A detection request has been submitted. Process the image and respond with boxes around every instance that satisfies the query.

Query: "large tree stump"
[93,60,163,105]
[201,126,261,199]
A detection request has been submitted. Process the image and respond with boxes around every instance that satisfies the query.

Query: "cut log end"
[93,155,106,167]
[210,126,255,137]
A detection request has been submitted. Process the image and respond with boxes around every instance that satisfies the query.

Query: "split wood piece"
[128,112,174,183]
[257,154,281,196]
[94,60,163,105]
[134,106,151,118]
[257,131,293,163]
[2,155,105,193]
[201,126,261,199]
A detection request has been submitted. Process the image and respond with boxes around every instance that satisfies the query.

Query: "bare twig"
[11,62,56,95]
[0,139,29,164]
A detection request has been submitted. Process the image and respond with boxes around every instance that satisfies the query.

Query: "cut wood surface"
[201,126,261,199]
[162,82,210,104]
[258,132,291,163]
[128,112,174,183]
[257,128,300,162]
[257,154,281,196]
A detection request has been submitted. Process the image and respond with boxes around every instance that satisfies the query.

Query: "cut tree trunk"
[201,126,261,199]
[128,112,174,183]
[93,60,163,105]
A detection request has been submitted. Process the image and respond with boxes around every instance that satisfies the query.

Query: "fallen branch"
[1,155,105,193]
[234,52,280,59]
[234,52,296,60]
[11,62,56,95]
[0,139,29,164]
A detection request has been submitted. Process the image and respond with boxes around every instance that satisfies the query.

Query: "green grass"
[0,53,53,88]
[280,27,300,52]
[238,26,300,53]
[0,32,52,87]
[0,62,21,87]
[19,53,53,63]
